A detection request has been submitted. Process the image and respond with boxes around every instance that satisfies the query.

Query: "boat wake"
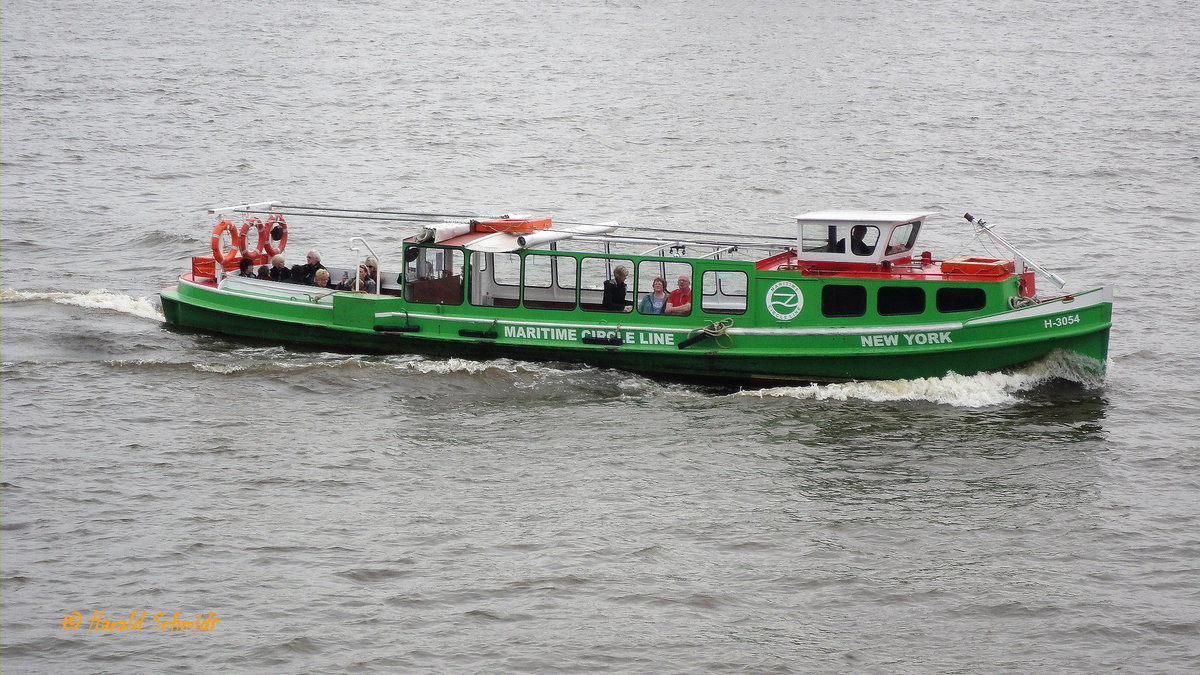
[736,352,1106,408]
[1,288,165,322]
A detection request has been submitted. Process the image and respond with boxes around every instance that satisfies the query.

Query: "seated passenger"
[268,255,291,282]
[638,277,669,314]
[314,268,331,288]
[256,265,271,280]
[290,264,307,283]
[352,264,377,293]
[364,256,380,285]
[602,266,632,312]
[238,257,257,277]
[664,274,692,315]
[850,225,874,256]
[300,249,327,285]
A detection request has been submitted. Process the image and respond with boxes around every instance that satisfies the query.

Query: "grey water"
[3,0,1199,671]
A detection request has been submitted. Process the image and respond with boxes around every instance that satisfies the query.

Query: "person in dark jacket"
[268,254,291,282]
[601,265,632,312]
[238,256,257,277]
[299,249,327,285]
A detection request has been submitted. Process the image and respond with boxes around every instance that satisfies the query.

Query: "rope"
[687,317,735,349]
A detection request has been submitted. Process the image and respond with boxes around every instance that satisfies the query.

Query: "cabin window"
[403,246,463,305]
[936,287,987,313]
[468,251,520,307]
[878,286,925,316]
[821,284,866,317]
[884,221,920,256]
[800,223,879,256]
[700,270,747,315]
[635,261,693,316]
[580,257,634,312]
[522,254,577,311]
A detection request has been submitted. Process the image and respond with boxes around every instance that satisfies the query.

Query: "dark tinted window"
[936,287,987,313]
[822,284,866,317]
[878,286,925,315]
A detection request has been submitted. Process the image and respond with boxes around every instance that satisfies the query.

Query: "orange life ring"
[264,214,288,256]
[210,220,243,267]
[239,216,268,257]
[471,217,552,235]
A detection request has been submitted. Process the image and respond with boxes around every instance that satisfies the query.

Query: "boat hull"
[160,280,1111,384]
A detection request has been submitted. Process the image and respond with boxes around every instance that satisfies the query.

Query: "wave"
[735,352,1106,408]
[1,288,164,322]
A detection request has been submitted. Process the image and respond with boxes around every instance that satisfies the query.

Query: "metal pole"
[272,204,490,219]
[964,214,1067,289]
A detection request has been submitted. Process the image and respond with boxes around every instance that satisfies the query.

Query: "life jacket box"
[941,257,1015,275]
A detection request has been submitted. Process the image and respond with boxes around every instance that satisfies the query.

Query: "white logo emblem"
[765,281,803,320]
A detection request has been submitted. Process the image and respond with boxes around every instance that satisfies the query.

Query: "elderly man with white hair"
[300,249,326,286]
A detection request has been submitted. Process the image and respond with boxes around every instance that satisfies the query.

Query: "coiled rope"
[678,317,735,350]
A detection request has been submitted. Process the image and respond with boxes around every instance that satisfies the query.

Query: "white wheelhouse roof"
[794,211,937,224]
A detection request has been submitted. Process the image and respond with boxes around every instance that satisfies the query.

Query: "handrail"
[349,237,381,295]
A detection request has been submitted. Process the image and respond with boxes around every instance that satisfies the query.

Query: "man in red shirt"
[665,274,692,315]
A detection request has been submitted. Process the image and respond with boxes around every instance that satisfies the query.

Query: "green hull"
[160,279,1111,384]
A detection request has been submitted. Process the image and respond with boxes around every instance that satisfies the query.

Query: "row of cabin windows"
[822,284,987,317]
[401,247,749,315]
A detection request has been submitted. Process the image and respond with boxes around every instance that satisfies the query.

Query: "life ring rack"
[239,216,269,257]
[264,213,289,256]
[210,220,243,267]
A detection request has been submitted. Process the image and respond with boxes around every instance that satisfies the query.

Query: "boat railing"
[349,237,381,295]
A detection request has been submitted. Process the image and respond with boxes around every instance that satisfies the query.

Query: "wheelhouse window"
[878,286,925,316]
[580,257,634,312]
[801,223,880,256]
[700,270,747,315]
[936,287,987,313]
[822,284,867,317]
[469,251,520,307]
[884,221,920,256]
[522,253,577,311]
[403,246,463,305]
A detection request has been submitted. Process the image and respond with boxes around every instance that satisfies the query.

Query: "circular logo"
[765,281,803,321]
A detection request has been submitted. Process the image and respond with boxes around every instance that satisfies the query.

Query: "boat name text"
[503,325,676,345]
[860,331,953,348]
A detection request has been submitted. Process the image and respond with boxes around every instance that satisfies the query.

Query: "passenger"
[314,268,331,288]
[364,256,380,285]
[602,265,633,312]
[290,264,306,284]
[664,274,692,315]
[850,225,874,256]
[256,265,271,280]
[268,255,291,282]
[300,249,327,285]
[336,269,352,289]
[638,277,669,314]
[238,257,256,277]
[353,264,377,294]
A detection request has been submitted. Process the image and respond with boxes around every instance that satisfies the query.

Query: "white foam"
[737,353,1104,408]
[390,356,572,377]
[1,288,165,322]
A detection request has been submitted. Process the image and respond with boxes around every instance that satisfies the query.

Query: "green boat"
[159,203,1112,384]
